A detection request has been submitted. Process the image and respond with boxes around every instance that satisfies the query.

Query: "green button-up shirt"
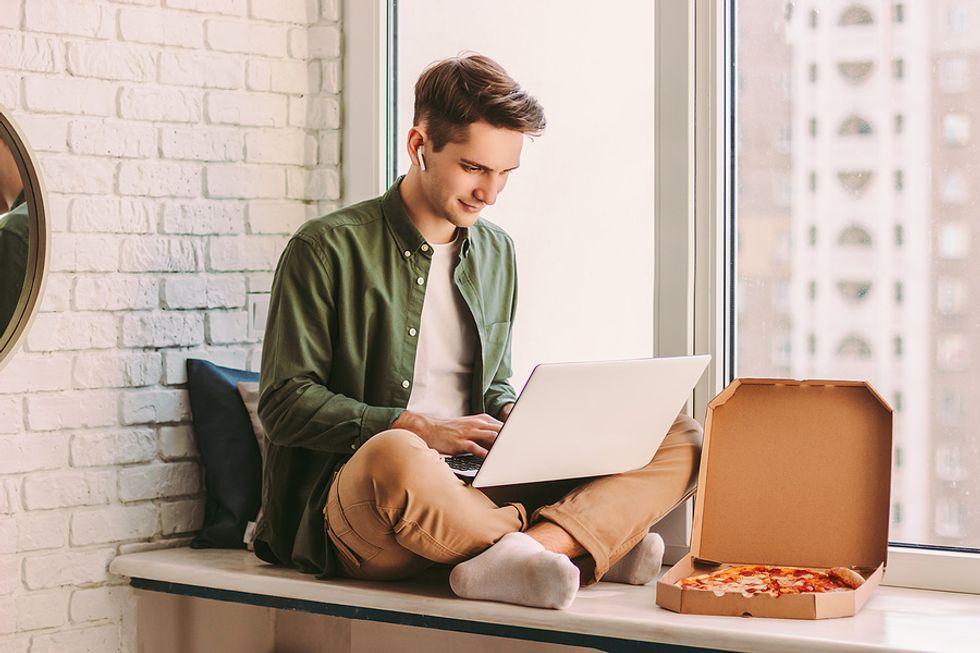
[255,178,518,575]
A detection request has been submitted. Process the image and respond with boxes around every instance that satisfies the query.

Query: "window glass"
[736,0,980,548]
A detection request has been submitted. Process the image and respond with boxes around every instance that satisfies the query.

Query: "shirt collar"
[381,177,472,259]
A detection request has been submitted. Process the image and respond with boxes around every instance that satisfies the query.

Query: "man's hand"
[392,410,502,458]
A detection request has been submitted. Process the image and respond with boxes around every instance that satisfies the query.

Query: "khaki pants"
[324,414,702,584]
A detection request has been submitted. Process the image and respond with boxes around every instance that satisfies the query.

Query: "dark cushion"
[186,359,262,549]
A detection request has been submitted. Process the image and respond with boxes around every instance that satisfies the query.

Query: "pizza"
[677,565,865,597]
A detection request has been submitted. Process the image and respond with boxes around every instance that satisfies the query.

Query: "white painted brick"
[70,429,157,467]
[287,167,339,200]
[118,462,200,501]
[23,78,115,117]
[207,275,248,307]
[0,356,72,394]
[246,58,311,95]
[69,120,156,159]
[206,91,287,127]
[0,435,68,474]
[0,634,28,652]
[16,512,68,553]
[0,556,20,594]
[161,347,247,384]
[247,345,263,372]
[25,313,117,352]
[288,28,307,59]
[160,126,243,161]
[206,19,288,57]
[248,200,308,234]
[121,389,191,424]
[119,7,205,48]
[206,164,285,199]
[307,24,340,58]
[71,504,158,545]
[0,598,14,635]
[0,73,17,111]
[208,310,249,343]
[319,130,340,165]
[120,86,203,123]
[75,236,124,273]
[22,471,114,511]
[161,499,204,535]
[322,59,340,93]
[39,156,114,194]
[289,94,339,129]
[0,32,63,73]
[71,197,157,234]
[74,275,159,311]
[0,519,12,555]
[247,272,275,293]
[161,200,245,235]
[164,0,246,16]
[73,352,163,389]
[38,274,71,313]
[159,50,243,90]
[245,129,313,165]
[6,114,69,153]
[25,393,118,431]
[0,3,21,28]
[208,235,288,271]
[66,41,156,82]
[29,622,119,653]
[119,160,202,198]
[250,0,312,23]
[159,425,198,460]
[25,0,114,38]
[44,194,70,233]
[0,398,23,435]
[120,237,203,272]
[120,312,204,347]
[69,585,130,624]
[322,0,340,21]
[162,276,206,309]
[16,588,67,631]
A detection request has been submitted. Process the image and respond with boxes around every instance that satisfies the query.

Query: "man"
[0,135,28,335]
[256,54,701,609]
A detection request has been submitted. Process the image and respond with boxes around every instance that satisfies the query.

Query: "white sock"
[601,533,665,585]
[449,532,579,610]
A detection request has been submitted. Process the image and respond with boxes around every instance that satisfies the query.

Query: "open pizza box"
[656,378,893,619]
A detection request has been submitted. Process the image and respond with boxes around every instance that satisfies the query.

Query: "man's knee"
[348,428,439,486]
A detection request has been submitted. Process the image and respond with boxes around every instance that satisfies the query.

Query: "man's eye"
[464,165,481,172]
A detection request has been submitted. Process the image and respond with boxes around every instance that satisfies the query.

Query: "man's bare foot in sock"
[601,532,665,585]
[449,532,579,609]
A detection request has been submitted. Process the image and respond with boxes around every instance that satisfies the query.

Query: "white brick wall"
[0,0,343,647]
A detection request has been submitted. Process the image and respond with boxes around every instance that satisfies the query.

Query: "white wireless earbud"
[416,145,426,171]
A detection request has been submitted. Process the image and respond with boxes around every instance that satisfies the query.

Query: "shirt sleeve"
[258,236,403,452]
[482,247,519,419]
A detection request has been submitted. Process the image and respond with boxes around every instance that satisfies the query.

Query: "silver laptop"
[446,355,711,488]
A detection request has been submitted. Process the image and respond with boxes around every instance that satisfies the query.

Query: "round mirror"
[0,108,48,372]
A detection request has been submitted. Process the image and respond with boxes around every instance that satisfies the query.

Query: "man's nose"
[473,178,499,206]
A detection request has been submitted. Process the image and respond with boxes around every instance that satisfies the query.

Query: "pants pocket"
[325,494,382,573]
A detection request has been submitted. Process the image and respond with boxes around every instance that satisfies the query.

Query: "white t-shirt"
[406,235,477,419]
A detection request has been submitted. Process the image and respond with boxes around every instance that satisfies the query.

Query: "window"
[935,498,966,539]
[837,335,872,358]
[837,60,874,83]
[894,113,904,134]
[837,169,873,194]
[839,5,874,26]
[808,117,817,138]
[937,278,968,315]
[941,171,969,204]
[894,224,904,246]
[938,223,970,259]
[838,224,872,246]
[836,280,872,302]
[894,169,904,192]
[936,334,969,371]
[939,58,969,93]
[809,8,819,29]
[939,390,963,425]
[894,335,903,357]
[943,113,971,146]
[893,57,905,79]
[808,62,818,83]
[936,444,965,481]
[894,281,904,304]
[946,6,969,34]
[893,2,905,23]
[838,115,874,136]
[808,225,817,246]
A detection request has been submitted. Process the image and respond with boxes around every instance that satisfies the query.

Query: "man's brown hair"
[413,53,546,151]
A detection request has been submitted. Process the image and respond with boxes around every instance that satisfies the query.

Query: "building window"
[894,113,904,134]
[839,5,874,26]
[894,335,903,357]
[936,334,969,371]
[893,57,905,79]
[946,6,968,33]
[894,224,904,246]
[938,58,969,93]
[938,222,970,259]
[894,390,903,411]
[838,224,873,246]
[894,281,903,304]
[935,498,966,539]
[939,390,963,425]
[809,62,818,83]
[809,171,817,192]
[809,280,817,301]
[836,280,873,303]
[837,60,874,83]
[936,444,965,481]
[893,501,903,525]
[894,169,904,191]
[895,446,904,468]
[837,170,873,195]
[936,277,968,315]
[941,171,969,204]
[838,115,874,136]
[837,334,872,358]
[810,8,819,29]
[893,2,905,23]
[808,333,817,355]
[943,113,971,146]
[808,225,817,246]
[809,117,818,138]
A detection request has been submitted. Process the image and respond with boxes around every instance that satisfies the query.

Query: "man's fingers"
[463,440,489,459]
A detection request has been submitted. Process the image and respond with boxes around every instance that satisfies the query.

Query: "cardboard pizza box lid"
[691,378,893,571]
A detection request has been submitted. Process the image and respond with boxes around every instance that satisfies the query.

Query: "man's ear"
[407,126,427,169]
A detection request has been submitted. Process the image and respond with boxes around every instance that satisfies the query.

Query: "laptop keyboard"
[444,454,482,472]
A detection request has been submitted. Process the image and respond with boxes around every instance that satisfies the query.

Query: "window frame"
[353,0,980,596]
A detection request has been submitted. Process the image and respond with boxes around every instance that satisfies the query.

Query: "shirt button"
[409,327,417,336]
[403,250,411,258]
[401,379,410,389]
[416,276,424,285]
[421,244,430,252]
[350,443,356,450]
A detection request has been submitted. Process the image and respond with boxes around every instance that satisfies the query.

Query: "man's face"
[419,121,524,228]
